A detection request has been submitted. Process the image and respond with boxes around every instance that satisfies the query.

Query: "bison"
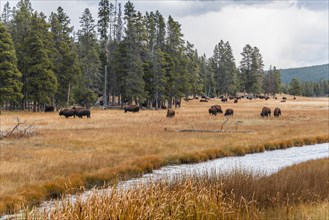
[224,108,234,116]
[211,105,223,113]
[124,105,140,113]
[260,107,271,117]
[221,97,228,103]
[274,107,281,117]
[45,105,54,112]
[166,109,175,118]
[75,109,91,118]
[209,107,217,116]
[59,109,75,118]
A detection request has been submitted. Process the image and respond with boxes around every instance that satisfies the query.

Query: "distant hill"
[279,64,329,84]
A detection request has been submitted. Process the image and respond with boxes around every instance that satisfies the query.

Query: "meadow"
[0,95,328,214]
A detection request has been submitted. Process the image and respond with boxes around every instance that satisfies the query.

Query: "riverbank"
[24,158,329,219]
[0,96,328,214]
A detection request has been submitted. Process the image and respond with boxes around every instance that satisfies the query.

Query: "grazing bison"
[59,109,75,118]
[260,107,271,117]
[75,108,91,118]
[274,107,281,117]
[166,109,175,118]
[211,105,223,113]
[221,97,228,103]
[234,98,238,103]
[224,108,234,116]
[124,105,140,113]
[209,107,217,116]
[200,99,208,102]
[45,105,54,112]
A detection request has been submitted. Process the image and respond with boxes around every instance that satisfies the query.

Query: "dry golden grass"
[26,158,329,220]
[0,95,328,214]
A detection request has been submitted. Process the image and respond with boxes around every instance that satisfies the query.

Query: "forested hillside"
[280,64,329,83]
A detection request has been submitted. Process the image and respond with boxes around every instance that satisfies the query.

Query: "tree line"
[2,0,323,112]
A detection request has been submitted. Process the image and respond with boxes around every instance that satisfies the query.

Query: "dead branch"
[221,117,231,131]
[0,118,40,140]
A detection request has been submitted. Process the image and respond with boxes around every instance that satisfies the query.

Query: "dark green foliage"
[211,40,237,96]
[0,21,23,105]
[25,13,57,106]
[288,78,302,96]
[49,7,80,107]
[280,64,329,83]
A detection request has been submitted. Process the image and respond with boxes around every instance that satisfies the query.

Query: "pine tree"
[185,41,202,97]
[240,44,264,95]
[77,8,100,95]
[289,78,301,96]
[273,66,281,94]
[49,7,80,107]
[1,2,12,25]
[120,1,145,104]
[0,21,23,107]
[165,15,186,107]
[25,12,57,111]
[211,40,237,96]
[10,0,33,109]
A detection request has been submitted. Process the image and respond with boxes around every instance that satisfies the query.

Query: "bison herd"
[49,97,283,120]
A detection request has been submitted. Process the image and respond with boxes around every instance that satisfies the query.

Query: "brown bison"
[59,109,75,118]
[209,107,217,116]
[166,109,175,118]
[75,108,91,118]
[274,107,281,117]
[211,105,223,113]
[45,105,54,112]
[221,97,228,103]
[260,107,271,117]
[200,99,208,102]
[224,108,234,116]
[124,105,140,113]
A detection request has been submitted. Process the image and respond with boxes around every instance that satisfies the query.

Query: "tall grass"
[0,96,328,214]
[24,158,329,219]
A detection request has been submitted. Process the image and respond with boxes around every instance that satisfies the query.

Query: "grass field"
[0,95,328,214]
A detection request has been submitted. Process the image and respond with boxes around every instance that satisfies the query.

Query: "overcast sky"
[2,0,328,69]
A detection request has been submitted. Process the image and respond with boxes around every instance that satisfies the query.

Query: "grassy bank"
[0,95,328,214]
[25,158,329,219]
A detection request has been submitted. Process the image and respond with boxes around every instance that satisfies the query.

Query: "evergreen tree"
[273,66,282,94]
[49,7,80,107]
[240,45,264,95]
[185,41,202,97]
[165,15,186,107]
[1,2,12,25]
[77,8,100,94]
[0,21,23,107]
[199,54,215,97]
[211,40,237,96]
[289,78,302,96]
[120,1,145,104]
[10,0,33,109]
[25,12,57,111]
[155,10,166,51]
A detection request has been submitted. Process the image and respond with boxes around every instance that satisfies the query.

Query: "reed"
[25,158,329,219]
[0,95,328,214]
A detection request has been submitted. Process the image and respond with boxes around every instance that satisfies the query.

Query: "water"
[1,143,328,219]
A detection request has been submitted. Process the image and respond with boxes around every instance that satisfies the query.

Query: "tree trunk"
[66,82,71,108]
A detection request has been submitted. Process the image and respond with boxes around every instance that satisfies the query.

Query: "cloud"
[178,1,328,68]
